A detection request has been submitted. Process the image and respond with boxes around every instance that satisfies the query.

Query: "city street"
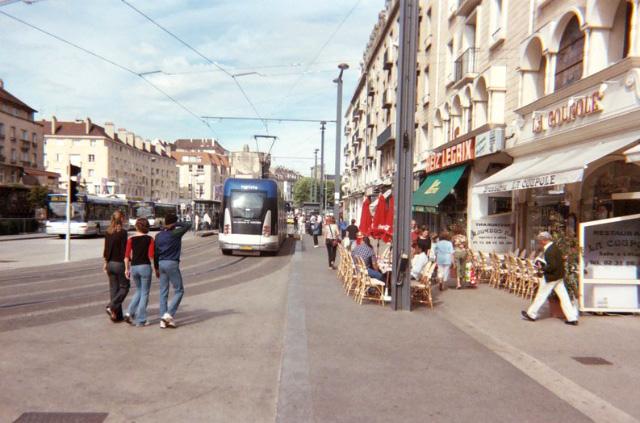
[1,234,639,422]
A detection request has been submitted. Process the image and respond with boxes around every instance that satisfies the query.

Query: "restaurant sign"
[532,91,604,134]
[476,168,583,194]
[425,138,475,173]
[475,128,505,158]
[470,213,514,254]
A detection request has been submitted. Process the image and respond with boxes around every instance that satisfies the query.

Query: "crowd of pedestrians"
[103,211,191,329]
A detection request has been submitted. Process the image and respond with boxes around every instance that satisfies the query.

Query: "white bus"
[129,201,179,230]
[46,194,130,237]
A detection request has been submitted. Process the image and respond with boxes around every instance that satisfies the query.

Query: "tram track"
[0,238,294,333]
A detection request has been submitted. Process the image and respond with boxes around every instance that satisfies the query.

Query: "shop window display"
[581,161,640,221]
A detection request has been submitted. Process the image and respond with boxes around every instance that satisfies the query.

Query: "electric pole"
[313,148,319,203]
[334,63,348,220]
[391,0,419,311]
[320,121,326,213]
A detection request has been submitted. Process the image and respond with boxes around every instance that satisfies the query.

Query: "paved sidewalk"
[276,236,605,422]
[0,232,55,242]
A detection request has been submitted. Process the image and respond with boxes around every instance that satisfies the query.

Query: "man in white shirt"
[410,245,429,280]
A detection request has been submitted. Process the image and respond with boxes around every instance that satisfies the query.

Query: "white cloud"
[0,0,383,173]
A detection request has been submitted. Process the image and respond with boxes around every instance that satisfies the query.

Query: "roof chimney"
[51,116,58,135]
[104,122,115,139]
[85,117,92,134]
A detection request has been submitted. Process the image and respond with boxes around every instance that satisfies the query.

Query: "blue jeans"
[159,260,184,318]
[368,268,384,281]
[127,264,152,324]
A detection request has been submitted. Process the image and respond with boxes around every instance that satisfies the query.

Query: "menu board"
[470,213,514,253]
[583,219,640,278]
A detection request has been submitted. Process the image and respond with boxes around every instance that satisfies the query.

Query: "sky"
[0,0,384,174]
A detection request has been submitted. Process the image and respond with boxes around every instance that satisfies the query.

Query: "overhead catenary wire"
[0,10,219,139]
[273,0,363,114]
[119,0,269,133]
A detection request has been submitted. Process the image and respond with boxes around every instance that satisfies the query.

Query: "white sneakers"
[160,313,177,329]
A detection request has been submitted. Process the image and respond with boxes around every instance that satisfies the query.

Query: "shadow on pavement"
[178,308,238,327]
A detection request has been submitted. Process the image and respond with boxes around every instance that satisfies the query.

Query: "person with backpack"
[154,213,192,329]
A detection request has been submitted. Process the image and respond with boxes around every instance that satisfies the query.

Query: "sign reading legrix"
[425,138,475,173]
[470,213,514,253]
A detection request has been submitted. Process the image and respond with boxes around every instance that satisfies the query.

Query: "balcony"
[376,124,396,150]
[454,48,478,86]
[367,81,375,96]
[456,0,481,17]
[383,50,393,70]
[10,136,16,142]
[0,133,4,140]
[366,114,374,128]
[352,130,363,144]
[382,88,393,109]
[352,106,362,121]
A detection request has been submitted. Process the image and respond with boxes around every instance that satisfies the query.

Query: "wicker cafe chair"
[523,259,542,300]
[489,253,506,288]
[474,251,492,283]
[337,244,349,281]
[411,261,435,309]
[343,250,360,296]
[353,256,385,306]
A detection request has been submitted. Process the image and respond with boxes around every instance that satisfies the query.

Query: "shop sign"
[476,169,583,194]
[425,138,475,173]
[470,213,514,254]
[532,91,604,134]
[475,128,505,158]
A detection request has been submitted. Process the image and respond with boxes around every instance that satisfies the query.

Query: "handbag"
[328,225,340,247]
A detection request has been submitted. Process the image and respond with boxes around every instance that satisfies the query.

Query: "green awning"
[412,165,466,213]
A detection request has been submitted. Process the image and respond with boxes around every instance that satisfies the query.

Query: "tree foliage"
[28,185,49,209]
[293,177,335,208]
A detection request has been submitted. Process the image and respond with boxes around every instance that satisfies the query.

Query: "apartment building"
[343,0,401,222]
[0,79,49,186]
[344,0,640,259]
[43,118,178,202]
[174,138,228,155]
[473,0,640,254]
[173,150,229,203]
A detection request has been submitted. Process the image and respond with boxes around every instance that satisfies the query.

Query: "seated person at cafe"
[410,244,429,280]
[351,234,385,281]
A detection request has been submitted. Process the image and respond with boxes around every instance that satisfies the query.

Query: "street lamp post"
[333,63,349,220]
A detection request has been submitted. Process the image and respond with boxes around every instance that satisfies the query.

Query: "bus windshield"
[134,205,154,218]
[230,191,266,219]
[47,201,85,222]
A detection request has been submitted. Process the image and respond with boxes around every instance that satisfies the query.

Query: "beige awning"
[474,132,640,194]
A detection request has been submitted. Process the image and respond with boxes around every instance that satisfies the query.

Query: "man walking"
[345,219,359,249]
[522,231,578,325]
[154,213,192,329]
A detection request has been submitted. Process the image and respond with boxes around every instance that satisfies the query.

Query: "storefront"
[413,125,510,239]
[470,61,640,313]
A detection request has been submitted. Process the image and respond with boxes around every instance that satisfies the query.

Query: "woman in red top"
[124,218,154,327]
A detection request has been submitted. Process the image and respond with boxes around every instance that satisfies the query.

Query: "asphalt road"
[0,235,295,422]
[1,234,638,423]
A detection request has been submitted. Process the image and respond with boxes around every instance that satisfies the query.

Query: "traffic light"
[70,180,79,203]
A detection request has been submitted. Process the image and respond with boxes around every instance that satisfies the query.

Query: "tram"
[45,194,130,237]
[218,178,286,255]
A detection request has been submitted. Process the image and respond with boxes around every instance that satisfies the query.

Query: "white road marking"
[440,307,639,423]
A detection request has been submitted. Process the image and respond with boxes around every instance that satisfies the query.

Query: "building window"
[188,164,193,172]
[0,123,4,137]
[10,126,16,137]
[88,154,95,162]
[490,0,503,37]
[555,16,584,91]
[88,169,95,177]
[90,140,96,147]
[20,130,27,140]
[73,139,82,147]
[197,164,204,171]
[32,133,37,143]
